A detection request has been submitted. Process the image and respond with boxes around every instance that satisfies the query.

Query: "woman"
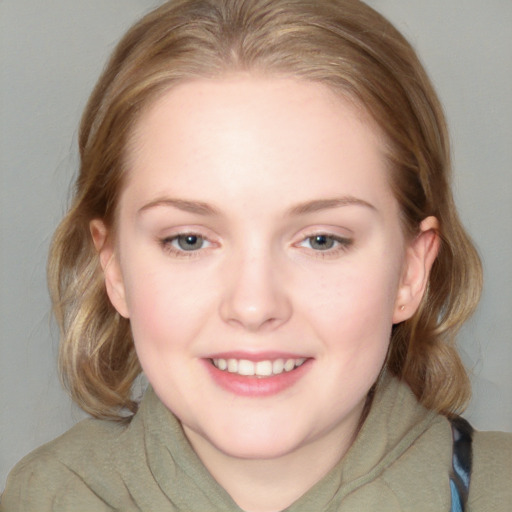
[2,1,510,510]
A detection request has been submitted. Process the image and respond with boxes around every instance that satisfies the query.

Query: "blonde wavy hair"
[49,0,482,420]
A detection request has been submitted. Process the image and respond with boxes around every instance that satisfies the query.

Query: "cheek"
[311,268,397,380]
[296,256,402,385]
[300,258,401,331]
[121,260,211,352]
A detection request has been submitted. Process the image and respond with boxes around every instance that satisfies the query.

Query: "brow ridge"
[138,195,374,217]
[138,198,219,216]
[287,196,376,215]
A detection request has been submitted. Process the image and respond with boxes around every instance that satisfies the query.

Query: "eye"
[161,233,212,254]
[298,234,352,253]
[174,234,206,251]
[307,234,336,250]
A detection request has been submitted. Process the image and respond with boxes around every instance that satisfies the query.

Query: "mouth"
[210,357,307,378]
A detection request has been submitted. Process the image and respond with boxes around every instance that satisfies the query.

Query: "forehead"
[123,75,394,215]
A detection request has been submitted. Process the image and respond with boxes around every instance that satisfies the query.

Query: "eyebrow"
[137,195,375,217]
[138,198,220,216]
[287,196,376,216]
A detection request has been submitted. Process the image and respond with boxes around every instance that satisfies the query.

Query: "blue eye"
[160,232,214,258]
[299,234,352,253]
[173,234,206,251]
[160,233,210,254]
[308,235,336,250]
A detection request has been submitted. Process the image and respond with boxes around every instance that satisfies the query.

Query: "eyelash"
[159,232,353,259]
[160,233,213,258]
[296,233,353,258]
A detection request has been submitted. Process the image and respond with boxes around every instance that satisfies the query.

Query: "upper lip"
[203,351,311,362]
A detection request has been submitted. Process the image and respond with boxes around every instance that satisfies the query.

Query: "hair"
[48,0,482,420]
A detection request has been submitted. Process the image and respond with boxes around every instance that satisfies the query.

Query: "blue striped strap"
[449,416,473,512]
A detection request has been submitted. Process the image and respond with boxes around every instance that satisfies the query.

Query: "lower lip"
[204,359,312,397]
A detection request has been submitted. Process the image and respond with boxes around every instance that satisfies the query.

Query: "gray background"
[1,0,511,491]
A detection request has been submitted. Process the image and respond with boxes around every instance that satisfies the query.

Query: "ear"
[393,216,440,323]
[90,219,130,318]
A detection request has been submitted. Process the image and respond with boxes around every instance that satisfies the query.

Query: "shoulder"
[469,429,512,511]
[1,418,128,512]
[8,416,125,473]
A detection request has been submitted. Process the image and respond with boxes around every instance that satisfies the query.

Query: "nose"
[219,250,292,332]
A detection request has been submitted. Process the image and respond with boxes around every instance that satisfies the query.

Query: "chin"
[185,415,308,461]
[213,433,303,461]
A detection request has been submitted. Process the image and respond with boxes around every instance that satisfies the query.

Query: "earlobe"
[393,216,440,324]
[90,219,130,318]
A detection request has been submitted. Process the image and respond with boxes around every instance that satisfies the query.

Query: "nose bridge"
[219,239,292,331]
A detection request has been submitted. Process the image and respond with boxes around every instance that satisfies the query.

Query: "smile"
[211,358,307,377]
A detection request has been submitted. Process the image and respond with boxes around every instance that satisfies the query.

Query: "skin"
[92,76,439,512]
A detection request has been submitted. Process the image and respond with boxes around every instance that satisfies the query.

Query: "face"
[96,76,434,464]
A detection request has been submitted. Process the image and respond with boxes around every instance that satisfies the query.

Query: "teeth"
[212,357,306,377]
[272,359,284,374]
[238,360,255,376]
[256,360,273,376]
[284,359,296,372]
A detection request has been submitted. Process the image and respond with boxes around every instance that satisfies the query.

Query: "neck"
[183,401,366,512]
